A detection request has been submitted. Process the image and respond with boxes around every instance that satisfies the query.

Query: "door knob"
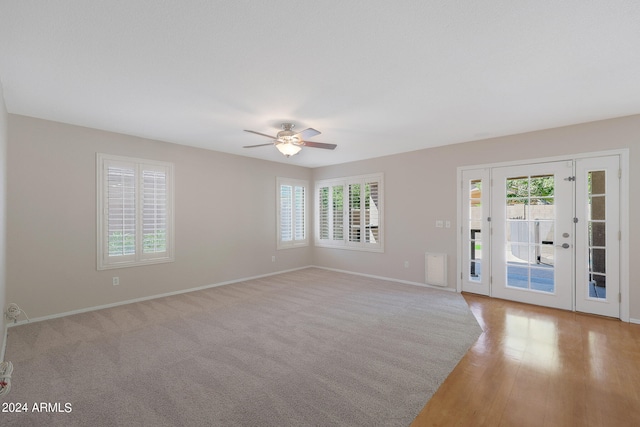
[556,243,570,249]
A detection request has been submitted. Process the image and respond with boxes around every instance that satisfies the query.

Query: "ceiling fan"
[243,123,337,157]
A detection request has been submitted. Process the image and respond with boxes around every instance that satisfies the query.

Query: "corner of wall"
[0,79,8,360]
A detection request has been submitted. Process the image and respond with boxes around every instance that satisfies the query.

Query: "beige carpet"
[2,268,482,426]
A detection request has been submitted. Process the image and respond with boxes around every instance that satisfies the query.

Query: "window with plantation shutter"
[294,185,305,241]
[277,177,308,249]
[97,154,174,269]
[142,169,168,255]
[315,173,383,252]
[107,165,136,258]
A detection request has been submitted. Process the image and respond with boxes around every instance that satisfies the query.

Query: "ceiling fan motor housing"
[277,123,301,145]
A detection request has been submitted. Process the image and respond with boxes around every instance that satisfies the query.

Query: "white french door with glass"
[575,156,620,317]
[491,161,574,311]
[461,169,491,295]
[460,154,624,318]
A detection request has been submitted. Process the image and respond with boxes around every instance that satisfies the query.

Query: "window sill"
[97,256,174,271]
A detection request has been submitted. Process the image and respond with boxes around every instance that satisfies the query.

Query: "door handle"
[556,243,570,249]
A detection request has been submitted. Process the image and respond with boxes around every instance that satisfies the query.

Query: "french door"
[461,169,490,296]
[574,156,620,317]
[460,155,622,318]
[491,161,574,310]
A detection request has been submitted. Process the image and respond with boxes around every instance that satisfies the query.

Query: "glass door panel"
[575,156,620,317]
[505,174,556,293]
[461,169,490,295]
[469,179,483,282]
[491,161,573,310]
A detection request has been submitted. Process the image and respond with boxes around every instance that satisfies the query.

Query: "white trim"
[6,266,455,328]
[456,148,630,322]
[2,265,461,332]
[456,167,462,293]
[6,266,311,327]
[619,150,630,322]
[630,318,640,325]
[0,325,7,362]
[312,265,457,292]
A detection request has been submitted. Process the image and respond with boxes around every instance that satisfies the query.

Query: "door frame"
[456,149,630,322]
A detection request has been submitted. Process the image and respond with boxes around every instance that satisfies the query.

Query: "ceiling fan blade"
[243,143,274,148]
[244,130,276,139]
[301,141,337,150]
[295,128,321,140]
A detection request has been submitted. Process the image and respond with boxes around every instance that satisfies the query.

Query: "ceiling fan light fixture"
[275,141,302,157]
[244,122,336,157]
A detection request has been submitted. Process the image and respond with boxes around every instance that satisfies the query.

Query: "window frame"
[276,177,309,249]
[97,153,175,270]
[315,173,384,252]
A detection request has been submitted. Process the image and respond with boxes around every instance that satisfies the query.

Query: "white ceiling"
[1,1,639,168]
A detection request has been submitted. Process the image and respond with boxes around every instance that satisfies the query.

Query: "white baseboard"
[6,266,312,328]
[311,265,457,292]
[630,318,640,325]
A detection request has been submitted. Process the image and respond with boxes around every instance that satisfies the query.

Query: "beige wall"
[0,83,7,355]
[7,115,312,319]
[312,115,640,320]
[6,113,640,322]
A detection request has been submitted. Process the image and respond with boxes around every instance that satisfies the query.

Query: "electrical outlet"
[112,277,120,286]
[404,261,409,268]
[445,220,451,228]
[272,256,276,262]
[436,220,443,228]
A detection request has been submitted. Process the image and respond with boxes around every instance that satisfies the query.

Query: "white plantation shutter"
[280,185,293,242]
[319,186,330,240]
[318,184,344,242]
[332,185,344,240]
[365,181,379,243]
[294,186,305,241]
[349,183,360,243]
[142,168,168,255]
[277,178,308,248]
[107,164,136,258]
[315,174,383,251]
[98,154,174,269]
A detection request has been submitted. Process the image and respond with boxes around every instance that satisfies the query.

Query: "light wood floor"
[411,294,640,427]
